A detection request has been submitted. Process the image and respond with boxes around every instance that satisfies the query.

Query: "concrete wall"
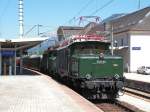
[130,35,150,72]
[113,32,130,72]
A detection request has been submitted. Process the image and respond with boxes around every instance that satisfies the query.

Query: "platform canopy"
[0,37,49,75]
[0,37,48,51]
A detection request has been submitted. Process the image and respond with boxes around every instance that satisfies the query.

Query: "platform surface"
[117,93,150,112]
[0,75,101,112]
[124,72,150,83]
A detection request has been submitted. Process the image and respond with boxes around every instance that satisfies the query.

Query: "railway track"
[124,87,150,102]
[93,87,150,112]
[94,100,134,112]
[125,79,150,93]
[124,78,150,103]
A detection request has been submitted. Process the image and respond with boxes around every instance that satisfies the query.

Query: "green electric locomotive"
[55,35,124,99]
[22,34,124,99]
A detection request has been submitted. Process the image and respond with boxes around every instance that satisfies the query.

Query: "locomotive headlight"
[86,74,92,80]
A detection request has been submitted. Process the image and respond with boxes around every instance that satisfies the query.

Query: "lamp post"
[111,25,114,56]
[105,22,114,56]
[37,24,43,36]
[138,0,141,9]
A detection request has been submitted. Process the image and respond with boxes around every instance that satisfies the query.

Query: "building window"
[121,38,124,46]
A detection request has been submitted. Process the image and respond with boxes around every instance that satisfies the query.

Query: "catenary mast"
[19,0,24,38]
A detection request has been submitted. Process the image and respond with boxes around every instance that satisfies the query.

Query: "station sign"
[132,47,141,50]
[0,51,15,57]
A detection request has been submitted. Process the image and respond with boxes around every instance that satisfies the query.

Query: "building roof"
[109,7,150,32]
[87,7,150,34]
[0,37,48,51]
[57,26,83,41]
[57,23,99,41]
[58,26,83,30]
[85,23,105,35]
[102,13,127,23]
[79,22,97,35]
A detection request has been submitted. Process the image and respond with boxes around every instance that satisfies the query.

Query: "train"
[23,35,125,99]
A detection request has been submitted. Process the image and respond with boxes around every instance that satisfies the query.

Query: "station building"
[0,37,47,75]
[108,7,150,72]
[89,7,150,72]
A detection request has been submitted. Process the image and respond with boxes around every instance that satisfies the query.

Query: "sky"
[0,0,150,39]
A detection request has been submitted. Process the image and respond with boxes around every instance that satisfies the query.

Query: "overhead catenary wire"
[66,0,94,25]
[90,0,114,16]
[25,0,114,38]
[24,24,58,37]
[30,0,97,37]
[34,0,113,38]
[74,0,94,17]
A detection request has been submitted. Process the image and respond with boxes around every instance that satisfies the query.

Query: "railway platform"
[122,72,150,112]
[117,93,150,112]
[124,72,150,83]
[0,73,102,112]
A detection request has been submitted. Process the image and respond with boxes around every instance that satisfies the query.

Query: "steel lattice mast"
[19,0,24,38]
